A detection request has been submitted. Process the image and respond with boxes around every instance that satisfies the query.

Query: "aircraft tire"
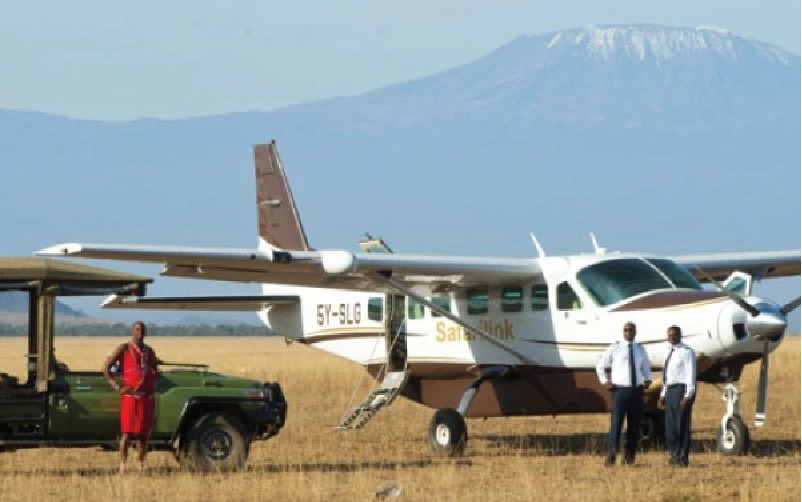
[717,415,750,456]
[428,408,467,457]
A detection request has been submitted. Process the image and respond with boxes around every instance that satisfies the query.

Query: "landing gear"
[427,366,512,457]
[428,408,467,456]
[717,383,750,456]
[718,415,750,455]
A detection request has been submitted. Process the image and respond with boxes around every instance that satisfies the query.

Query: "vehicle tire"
[717,415,750,456]
[181,412,251,472]
[428,408,467,457]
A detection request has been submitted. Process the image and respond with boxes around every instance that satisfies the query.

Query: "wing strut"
[370,274,534,365]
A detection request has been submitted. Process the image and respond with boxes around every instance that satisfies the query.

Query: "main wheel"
[428,408,467,457]
[717,415,750,456]
[181,412,250,472]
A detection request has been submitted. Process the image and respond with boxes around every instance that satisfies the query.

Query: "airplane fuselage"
[259,252,783,417]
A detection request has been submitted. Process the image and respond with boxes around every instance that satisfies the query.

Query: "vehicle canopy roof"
[0,257,151,296]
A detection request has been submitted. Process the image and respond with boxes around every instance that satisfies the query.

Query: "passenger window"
[531,284,548,311]
[407,298,425,320]
[556,282,582,310]
[501,286,523,313]
[431,295,451,317]
[467,288,488,315]
[368,297,383,321]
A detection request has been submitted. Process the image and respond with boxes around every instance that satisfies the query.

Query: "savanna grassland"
[0,336,798,502]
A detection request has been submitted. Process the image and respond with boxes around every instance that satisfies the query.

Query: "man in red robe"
[103,321,159,473]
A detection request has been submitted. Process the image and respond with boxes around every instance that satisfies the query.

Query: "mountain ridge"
[0,24,798,328]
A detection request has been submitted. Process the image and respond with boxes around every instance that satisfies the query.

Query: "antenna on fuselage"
[530,233,546,258]
[590,233,607,255]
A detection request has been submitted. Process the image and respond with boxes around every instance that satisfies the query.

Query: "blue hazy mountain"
[0,25,798,327]
[0,291,85,317]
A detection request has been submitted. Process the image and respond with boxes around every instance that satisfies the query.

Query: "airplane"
[38,141,801,457]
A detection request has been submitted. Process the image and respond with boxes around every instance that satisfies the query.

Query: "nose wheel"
[717,383,750,455]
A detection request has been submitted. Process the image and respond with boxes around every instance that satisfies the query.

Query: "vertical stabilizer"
[254,141,310,251]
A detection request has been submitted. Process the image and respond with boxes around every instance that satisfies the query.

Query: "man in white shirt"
[658,325,696,467]
[596,322,652,466]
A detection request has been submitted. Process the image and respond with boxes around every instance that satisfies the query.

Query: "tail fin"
[254,141,310,251]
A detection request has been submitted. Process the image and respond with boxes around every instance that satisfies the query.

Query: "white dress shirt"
[660,343,696,399]
[596,341,652,387]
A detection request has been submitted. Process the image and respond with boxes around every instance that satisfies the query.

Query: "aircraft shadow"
[473,432,609,456]
[473,432,801,458]
[0,459,448,477]
[246,458,445,474]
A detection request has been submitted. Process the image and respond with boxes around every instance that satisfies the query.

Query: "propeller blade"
[692,267,760,317]
[755,339,769,427]
[780,297,801,316]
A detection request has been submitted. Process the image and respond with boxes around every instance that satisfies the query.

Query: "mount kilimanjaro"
[0,24,798,326]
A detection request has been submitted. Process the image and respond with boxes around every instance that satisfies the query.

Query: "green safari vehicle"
[0,258,286,471]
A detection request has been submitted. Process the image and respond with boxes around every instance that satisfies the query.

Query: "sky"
[1,0,800,121]
[0,0,799,329]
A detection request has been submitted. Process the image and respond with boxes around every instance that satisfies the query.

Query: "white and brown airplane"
[38,141,800,456]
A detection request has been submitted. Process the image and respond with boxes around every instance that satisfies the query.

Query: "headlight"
[242,388,265,399]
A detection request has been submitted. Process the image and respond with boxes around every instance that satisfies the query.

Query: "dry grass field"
[0,336,798,502]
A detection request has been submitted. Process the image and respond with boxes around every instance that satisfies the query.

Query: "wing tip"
[36,243,83,256]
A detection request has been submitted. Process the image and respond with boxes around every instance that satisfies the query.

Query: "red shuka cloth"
[120,342,157,437]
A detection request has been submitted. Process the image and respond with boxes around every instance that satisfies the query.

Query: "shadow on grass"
[0,458,453,477]
[473,432,801,458]
[473,432,608,456]
[247,458,443,473]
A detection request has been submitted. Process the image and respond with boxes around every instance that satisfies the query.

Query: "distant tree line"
[0,323,268,337]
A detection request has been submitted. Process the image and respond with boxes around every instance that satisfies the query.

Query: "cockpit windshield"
[576,258,700,307]
[645,258,702,290]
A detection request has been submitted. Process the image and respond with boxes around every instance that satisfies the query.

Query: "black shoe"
[678,459,689,468]
[623,456,635,465]
[604,456,615,467]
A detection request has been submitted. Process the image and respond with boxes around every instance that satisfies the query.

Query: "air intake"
[732,323,747,341]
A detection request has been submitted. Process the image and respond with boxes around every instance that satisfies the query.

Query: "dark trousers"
[607,386,643,460]
[664,384,693,463]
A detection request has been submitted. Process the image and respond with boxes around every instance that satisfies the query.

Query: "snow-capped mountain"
[0,25,798,326]
[284,25,799,133]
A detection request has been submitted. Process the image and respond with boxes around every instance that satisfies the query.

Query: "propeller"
[755,339,770,427]
[692,266,759,317]
[755,297,802,426]
[780,297,801,315]
[692,267,799,427]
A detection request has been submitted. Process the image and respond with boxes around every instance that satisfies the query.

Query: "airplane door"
[385,294,407,372]
[552,281,594,341]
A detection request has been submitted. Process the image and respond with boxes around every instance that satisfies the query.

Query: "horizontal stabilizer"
[102,294,299,311]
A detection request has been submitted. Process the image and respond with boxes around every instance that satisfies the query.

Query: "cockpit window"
[576,259,673,307]
[646,259,702,290]
[556,282,582,310]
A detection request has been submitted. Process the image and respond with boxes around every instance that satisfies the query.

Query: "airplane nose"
[746,305,786,342]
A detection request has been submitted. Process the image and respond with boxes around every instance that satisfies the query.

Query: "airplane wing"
[101,294,299,311]
[37,243,542,292]
[670,250,801,282]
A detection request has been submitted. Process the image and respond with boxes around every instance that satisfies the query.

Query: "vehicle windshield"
[645,258,702,290]
[577,258,677,307]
